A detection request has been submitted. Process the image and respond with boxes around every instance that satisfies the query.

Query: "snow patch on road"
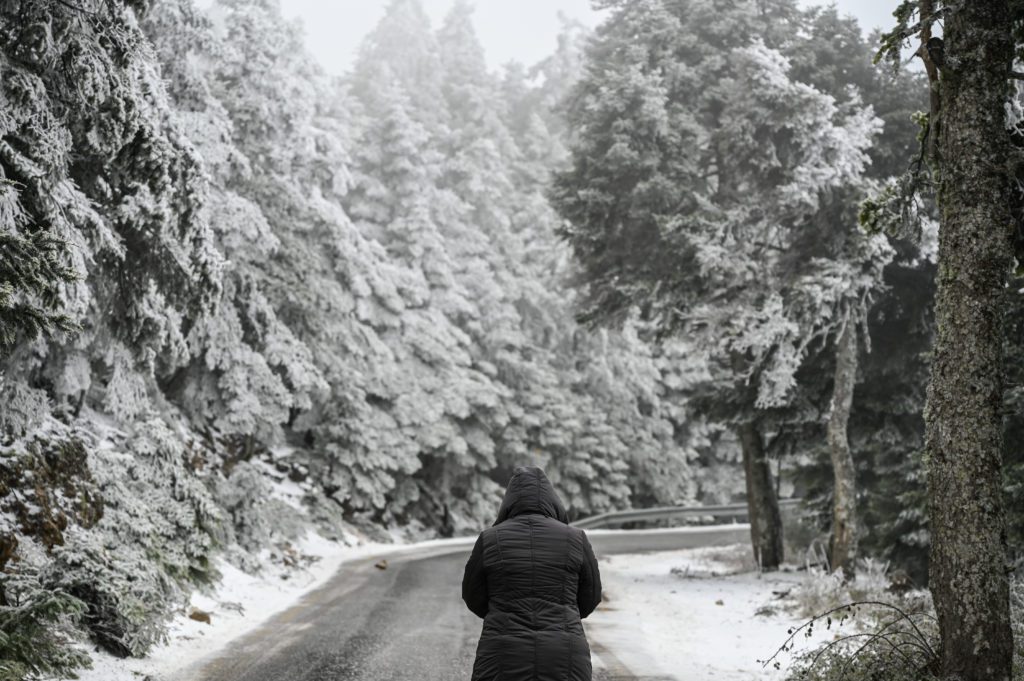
[585,544,831,680]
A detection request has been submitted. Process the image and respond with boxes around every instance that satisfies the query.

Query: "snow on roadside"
[68,531,400,681]
[585,544,832,681]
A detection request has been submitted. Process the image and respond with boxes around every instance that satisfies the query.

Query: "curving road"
[179,525,749,681]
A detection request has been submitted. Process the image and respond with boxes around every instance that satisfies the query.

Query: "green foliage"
[858,175,925,238]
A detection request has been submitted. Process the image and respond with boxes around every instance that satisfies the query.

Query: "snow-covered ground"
[586,544,831,680]
[69,536,829,681]
[68,531,459,681]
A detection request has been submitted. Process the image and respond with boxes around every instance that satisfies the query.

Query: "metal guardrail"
[570,498,803,529]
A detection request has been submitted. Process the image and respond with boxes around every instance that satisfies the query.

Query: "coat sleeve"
[576,531,602,618]
[462,533,488,618]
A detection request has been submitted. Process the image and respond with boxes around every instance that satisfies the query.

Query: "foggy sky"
[272,0,898,75]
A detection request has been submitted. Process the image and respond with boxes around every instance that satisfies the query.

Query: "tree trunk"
[926,1,1015,678]
[827,321,858,576]
[738,420,783,570]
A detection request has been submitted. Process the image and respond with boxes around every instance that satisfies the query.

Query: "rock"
[714,599,724,606]
[287,464,308,483]
[188,607,212,625]
[374,559,388,570]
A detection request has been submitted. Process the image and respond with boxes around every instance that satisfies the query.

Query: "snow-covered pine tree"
[496,19,708,515]
[0,0,233,666]
[345,15,509,526]
[1,0,222,426]
[348,0,446,132]
[142,0,326,444]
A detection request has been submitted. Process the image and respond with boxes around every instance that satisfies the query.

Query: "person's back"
[462,466,601,681]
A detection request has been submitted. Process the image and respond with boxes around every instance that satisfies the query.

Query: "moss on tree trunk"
[926,1,1015,678]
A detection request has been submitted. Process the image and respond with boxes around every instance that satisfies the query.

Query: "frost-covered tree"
[498,18,714,514]
[0,2,238,668]
[349,0,446,131]
[0,0,222,427]
[169,0,436,521]
[767,6,931,575]
[141,0,323,443]
[552,0,881,569]
[342,7,512,525]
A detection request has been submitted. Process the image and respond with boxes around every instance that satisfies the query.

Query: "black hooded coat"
[462,467,602,681]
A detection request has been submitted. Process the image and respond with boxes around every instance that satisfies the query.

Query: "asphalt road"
[181,525,749,681]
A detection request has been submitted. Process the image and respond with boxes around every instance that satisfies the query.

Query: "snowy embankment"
[69,532,379,681]
[70,532,469,681]
[585,544,831,680]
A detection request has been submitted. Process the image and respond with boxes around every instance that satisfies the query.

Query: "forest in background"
[0,0,1022,678]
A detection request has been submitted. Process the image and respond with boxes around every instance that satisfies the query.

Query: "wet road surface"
[182,526,748,681]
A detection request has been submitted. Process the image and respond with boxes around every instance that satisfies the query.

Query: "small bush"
[50,532,177,658]
[44,419,225,657]
[787,645,937,681]
[215,460,309,573]
[216,461,275,556]
[774,601,940,681]
[0,568,90,681]
[779,558,940,681]
[0,419,224,661]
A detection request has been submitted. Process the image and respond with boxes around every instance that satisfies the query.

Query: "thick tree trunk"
[927,2,1015,679]
[827,321,858,576]
[738,420,783,570]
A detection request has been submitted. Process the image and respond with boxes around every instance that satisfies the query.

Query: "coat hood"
[493,466,569,525]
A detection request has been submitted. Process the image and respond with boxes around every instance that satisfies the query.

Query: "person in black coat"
[462,466,602,681]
